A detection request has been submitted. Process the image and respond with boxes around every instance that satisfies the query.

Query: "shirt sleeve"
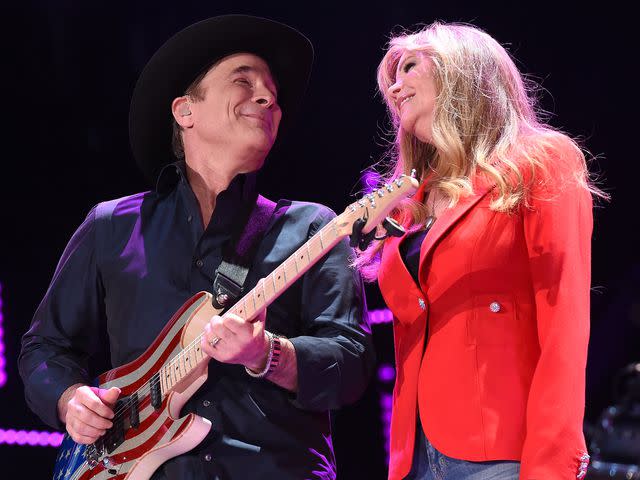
[18,206,106,430]
[519,171,593,479]
[289,207,376,411]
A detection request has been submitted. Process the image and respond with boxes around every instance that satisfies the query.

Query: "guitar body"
[53,291,220,480]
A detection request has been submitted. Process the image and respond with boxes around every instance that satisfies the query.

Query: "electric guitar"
[53,174,419,480]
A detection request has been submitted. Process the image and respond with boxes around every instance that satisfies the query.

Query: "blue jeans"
[404,426,520,480]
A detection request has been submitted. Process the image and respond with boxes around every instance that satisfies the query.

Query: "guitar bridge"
[84,443,103,470]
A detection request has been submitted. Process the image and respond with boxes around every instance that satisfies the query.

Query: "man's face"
[187,53,282,168]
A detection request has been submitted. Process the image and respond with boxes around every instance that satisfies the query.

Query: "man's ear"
[171,96,193,127]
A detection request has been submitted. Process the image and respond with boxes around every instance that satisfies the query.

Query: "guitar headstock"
[335,173,420,240]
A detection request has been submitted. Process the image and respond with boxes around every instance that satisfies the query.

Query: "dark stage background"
[1,1,638,478]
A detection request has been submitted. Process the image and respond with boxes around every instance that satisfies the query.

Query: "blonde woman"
[357,22,605,480]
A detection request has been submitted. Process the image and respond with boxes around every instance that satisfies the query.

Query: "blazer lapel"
[378,179,494,325]
[418,183,494,281]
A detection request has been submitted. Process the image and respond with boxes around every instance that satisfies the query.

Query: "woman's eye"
[403,61,416,73]
[235,78,251,86]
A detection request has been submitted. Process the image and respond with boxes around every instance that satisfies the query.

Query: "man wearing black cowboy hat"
[19,15,374,479]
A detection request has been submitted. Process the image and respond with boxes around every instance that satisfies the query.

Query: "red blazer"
[378,151,593,480]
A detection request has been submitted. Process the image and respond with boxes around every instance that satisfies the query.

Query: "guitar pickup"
[151,372,162,410]
[129,393,140,428]
[102,424,124,455]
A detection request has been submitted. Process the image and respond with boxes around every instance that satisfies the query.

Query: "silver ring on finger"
[209,336,221,348]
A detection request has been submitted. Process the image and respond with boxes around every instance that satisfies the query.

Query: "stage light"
[0,429,64,447]
[369,308,393,324]
[0,282,6,387]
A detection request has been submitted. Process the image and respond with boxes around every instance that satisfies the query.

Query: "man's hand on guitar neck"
[202,309,299,392]
[57,383,121,444]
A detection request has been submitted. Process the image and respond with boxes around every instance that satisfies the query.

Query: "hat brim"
[129,15,313,184]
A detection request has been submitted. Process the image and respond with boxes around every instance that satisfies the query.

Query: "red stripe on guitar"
[98,292,206,381]
[110,417,176,465]
[77,463,106,480]
[123,397,169,442]
[76,465,127,480]
[138,393,151,412]
[110,331,183,397]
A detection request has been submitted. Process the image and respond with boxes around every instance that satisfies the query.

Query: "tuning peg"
[367,193,376,208]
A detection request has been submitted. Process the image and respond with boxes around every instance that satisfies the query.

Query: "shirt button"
[196,259,204,268]
[204,454,212,462]
[489,301,501,313]
[202,400,211,407]
[187,215,193,223]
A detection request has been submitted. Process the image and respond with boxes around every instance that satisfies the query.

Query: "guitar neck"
[155,174,417,397]
[226,215,346,321]
[157,213,350,396]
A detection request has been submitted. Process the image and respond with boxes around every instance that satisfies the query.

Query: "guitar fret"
[171,358,178,383]
[191,344,198,366]
[186,347,192,371]
[196,339,203,361]
[255,281,262,306]
[179,352,185,378]
[175,356,182,381]
[173,358,179,383]
[319,229,325,249]
[166,364,173,391]
[271,273,277,295]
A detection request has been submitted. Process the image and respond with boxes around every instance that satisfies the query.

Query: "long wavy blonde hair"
[355,21,606,281]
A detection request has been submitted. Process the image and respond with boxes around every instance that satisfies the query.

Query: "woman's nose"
[388,80,402,101]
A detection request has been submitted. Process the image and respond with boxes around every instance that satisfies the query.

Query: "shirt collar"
[155,160,258,203]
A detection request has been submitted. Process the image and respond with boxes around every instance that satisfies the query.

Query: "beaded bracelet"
[245,332,281,379]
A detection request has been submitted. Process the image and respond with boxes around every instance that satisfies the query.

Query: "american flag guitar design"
[53,174,419,480]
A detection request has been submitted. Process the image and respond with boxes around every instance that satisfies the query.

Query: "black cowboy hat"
[129,15,313,184]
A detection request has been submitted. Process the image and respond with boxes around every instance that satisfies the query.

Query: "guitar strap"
[94,194,277,312]
[211,194,277,310]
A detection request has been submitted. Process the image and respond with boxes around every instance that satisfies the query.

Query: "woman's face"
[387,50,437,143]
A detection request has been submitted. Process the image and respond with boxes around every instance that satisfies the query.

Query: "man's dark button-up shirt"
[19,162,374,479]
